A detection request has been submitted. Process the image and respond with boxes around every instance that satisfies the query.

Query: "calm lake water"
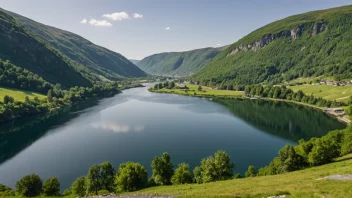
[0,85,346,191]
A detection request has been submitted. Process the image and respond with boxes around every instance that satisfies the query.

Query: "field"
[132,154,352,198]
[151,84,244,98]
[289,84,352,103]
[0,87,46,102]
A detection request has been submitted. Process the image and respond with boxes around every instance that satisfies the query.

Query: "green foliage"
[71,176,86,197]
[100,161,116,192]
[151,152,174,185]
[0,184,15,196]
[137,47,225,76]
[115,161,148,192]
[42,176,60,196]
[87,165,101,195]
[63,189,71,196]
[171,163,193,185]
[15,174,42,197]
[196,150,235,183]
[245,166,257,177]
[194,5,352,88]
[278,145,306,172]
[346,105,352,116]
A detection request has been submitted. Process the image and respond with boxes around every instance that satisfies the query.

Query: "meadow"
[0,87,46,102]
[289,84,352,103]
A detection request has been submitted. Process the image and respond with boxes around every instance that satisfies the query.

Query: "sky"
[0,0,351,60]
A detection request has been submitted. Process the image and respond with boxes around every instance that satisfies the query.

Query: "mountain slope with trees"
[0,9,91,88]
[2,8,146,81]
[194,5,352,89]
[137,47,226,77]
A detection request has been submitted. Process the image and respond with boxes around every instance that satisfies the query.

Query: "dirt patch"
[317,174,352,181]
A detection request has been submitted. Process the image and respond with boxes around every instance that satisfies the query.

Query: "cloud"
[80,19,87,24]
[88,19,112,27]
[103,12,129,21]
[91,122,145,133]
[216,44,222,47]
[133,13,143,19]
[165,26,170,30]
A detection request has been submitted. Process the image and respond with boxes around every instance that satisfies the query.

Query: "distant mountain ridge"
[194,5,352,88]
[1,8,146,82]
[129,59,140,65]
[136,47,226,77]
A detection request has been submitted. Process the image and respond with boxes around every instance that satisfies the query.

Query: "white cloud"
[88,19,112,27]
[103,12,129,21]
[216,44,222,47]
[165,26,170,30]
[133,13,143,19]
[80,19,87,24]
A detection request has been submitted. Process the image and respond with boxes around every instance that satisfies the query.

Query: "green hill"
[2,8,146,81]
[194,5,352,89]
[137,47,226,77]
[0,10,91,88]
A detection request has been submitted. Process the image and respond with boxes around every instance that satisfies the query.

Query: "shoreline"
[149,88,351,125]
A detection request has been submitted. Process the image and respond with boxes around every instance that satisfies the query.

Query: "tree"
[214,150,235,180]
[198,86,202,91]
[192,166,203,184]
[3,95,14,104]
[71,176,86,197]
[87,164,101,195]
[151,152,174,185]
[47,89,53,102]
[15,174,42,197]
[43,176,60,196]
[100,162,115,192]
[278,145,305,172]
[171,163,193,185]
[245,165,257,177]
[115,162,148,192]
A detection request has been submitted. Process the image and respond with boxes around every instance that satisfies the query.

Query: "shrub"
[43,176,60,196]
[15,174,42,197]
[171,163,193,185]
[115,162,148,192]
[71,176,86,197]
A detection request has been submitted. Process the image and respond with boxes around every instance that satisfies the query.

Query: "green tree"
[100,162,115,192]
[245,165,257,177]
[15,174,42,197]
[151,152,174,185]
[115,162,148,192]
[171,163,193,185]
[47,89,53,102]
[278,145,305,172]
[3,95,14,104]
[214,150,235,180]
[43,176,60,196]
[198,86,202,91]
[71,176,86,197]
[192,166,203,184]
[87,164,101,195]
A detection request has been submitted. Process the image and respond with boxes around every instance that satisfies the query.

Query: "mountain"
[0,9,91,88]
[2,8,146,82]
[194,5,352,89]
[136,47,226,77]
[129,59,140,65]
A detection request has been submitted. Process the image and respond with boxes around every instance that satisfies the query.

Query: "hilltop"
[194,5,352,89]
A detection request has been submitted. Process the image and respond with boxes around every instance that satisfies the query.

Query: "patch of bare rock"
[83,194,180,198]
[316,174,352,181]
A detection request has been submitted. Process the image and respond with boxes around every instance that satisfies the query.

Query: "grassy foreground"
[131,154,352,198]
[289,85,352,103]
[151,84,243,98]
[0,87,46,102]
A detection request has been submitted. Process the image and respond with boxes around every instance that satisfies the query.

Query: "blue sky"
[0,0,351,59]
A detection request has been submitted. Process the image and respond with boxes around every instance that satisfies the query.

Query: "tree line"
[153,81,176,90]
[0,82,121,123]
[0,125,351,197]
[244,84,347,107]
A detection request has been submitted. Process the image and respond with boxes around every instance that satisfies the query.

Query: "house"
[320,80,326,84]
[326,81,333,85]
[177,83,186,89]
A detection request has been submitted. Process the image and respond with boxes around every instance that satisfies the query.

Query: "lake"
[0,85,346,191]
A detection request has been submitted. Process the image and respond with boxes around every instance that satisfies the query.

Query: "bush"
[15,174,42,197]
[245,166,257,177]
[171,163,193,185]
[151,152,174,185]
[43,176,60,196]
[71,176,86,197]
[115,162,148,192]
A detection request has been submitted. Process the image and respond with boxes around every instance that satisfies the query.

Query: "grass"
[289,85,352,103]
[151,84,244,98]
[130,154,352,198]
[0,87,46,102]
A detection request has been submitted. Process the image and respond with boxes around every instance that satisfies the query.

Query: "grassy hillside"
[133,154,352,198]
[289,84,352,103]
[137,47,226,77]
[0,87,46,102]
[194,5,352,89]
[0,10,91,88]
[2,8,146,81]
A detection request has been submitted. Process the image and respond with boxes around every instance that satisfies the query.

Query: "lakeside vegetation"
[1,125,351,197]
[0,88,46,102]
